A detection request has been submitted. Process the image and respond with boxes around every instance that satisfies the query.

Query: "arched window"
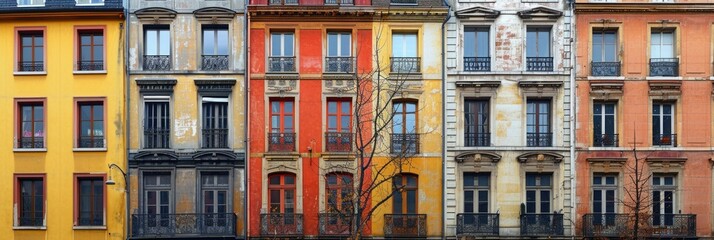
[268,173,296,214]
[392,173,418,214]
[325,173,353,213]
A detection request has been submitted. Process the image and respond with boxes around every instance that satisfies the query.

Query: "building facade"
[0,0,126,239]
[444,0,574,238]
[126,0,246,239]
[574,1,713,238]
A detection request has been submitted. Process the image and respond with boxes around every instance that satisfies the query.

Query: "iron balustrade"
[591,61,621,76]
[520,213,564,236]
[19,217,43,227]
[526,57,553,72]
[269,56,296,72]
[131,213,237,238]
[143,55,171,71]
[202,128,229,149]
[390,57,421,73]
[268,132,296,152]
[325,0,353,4]
[653,134,677,147]
[260,213,303,236]
[77,60,104,71]
[456,213,499,236]
[649,58,679,77]
[325,132,353,152]
[390,133,420,154]
[78,136,105,148]
[463,57,491,72]
[526,133,552,147]
[201,55,229,71]
[18,61,44,72]
[319,213,352,236]
[384,214,427,238]
[582,213,630,238]
[17,137,44,149]
[144,128,170,149]
[593,134,618,147]
[464,132,490,147]
[325,57,355,73]
[269,0,298,4]
[390,0,417,4]
[649,214,696,238]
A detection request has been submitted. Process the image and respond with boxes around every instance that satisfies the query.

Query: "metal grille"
[18,61,44,72]
[384,214,427,237]
[77,61,104,71]
[526,57,553,72]
[131,213,237,237]
[591,61,621,76]
[582,213,630,238]
[268,56,296,72]
[390,57,421,73]
[201,55,229,71]
[653,134,677,147]
[593,134,618,147]
[79,137,105,148]
[520,213,564,236]
[526,133,552,147]
[456,213,499,236]
[649,58,679,77]
[464,133,490,147]
[325,132,353,152]
[17,137,44,149]
[325,57,354,73]
[463,57,490,72]
[390,133,419,154]
[325,0,353,4]
[319,213,352,236]
[649,214,697,238]
[143,55,171,71]
[268,132,296,152]
[260,213,303,236]
[390,0,417,4]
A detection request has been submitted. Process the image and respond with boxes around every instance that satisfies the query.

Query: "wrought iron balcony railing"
[582,213,630,238]
[463,57,491,72]
[526,132,552,147]
[19,217,43,227]
[390,57,421,73]
[464,132,490,147]
[325,132,353,152]
[649,58,679,77]
[77,60,104,71]
[78,137,105,148]
[18,61,44,72]
[456,213,499,236]
[202,128,229,149]
[390,133,419,154]
[131,213,237,238]
[202,55,229,71]
[526,57,553,72]
[591,61,621,76]
[653,134,677,147]
[269,0,298,4]
[649,214,696,238]
[593,133,618,147]
[325,0,353,4]
[319,213,352,236]
[325,57,354,73]
[520,213,564,236]
[17,137,44,149]
[268,132,296,152]
[260,213,303,236]
[384,214,427,238]
[269,56,296,72]
[144,128,170,149]
[143,55,171,71]
[390,0,417,4]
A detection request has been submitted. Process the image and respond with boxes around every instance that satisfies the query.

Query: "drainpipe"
[123,0,131,239]
[243,3,250,239]
[568,0,577,238]
[440,1,451,239]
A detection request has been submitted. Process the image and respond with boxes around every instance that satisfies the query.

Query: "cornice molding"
[576,3,714,13]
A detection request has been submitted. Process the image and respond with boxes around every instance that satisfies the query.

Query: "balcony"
[260,213,303,237]
[18,61,44,72]
[202,128,229,149]
[319,213,352,236]
[269,0,298,4]
[591,61,621,77]
[325,57,354,73]
[77,60,104,71]
[78,136,105,148]
[202,55,229,71]
[268,56,296,72]
[526,133,552,147]
[17,137,44,149]
[582,213,630,238]
[325,0,353,4]
[456,213,499,237]
[649,214,696,238]
[143,55,171,71]
[384,214,427,238]
[268,132,296,152]
[649,58,679,77]
[463,57,490,72]
[325,132,353,152]
[390,0,417,4]
[464,132,490,147]
[520,213,564,236]
[390,133,419,154]
[144,128,170,149]
[653,134,677,147]
[130,213,237,238]
[593,134,618,147]
[526,57,553,72]
[390,57,421,73]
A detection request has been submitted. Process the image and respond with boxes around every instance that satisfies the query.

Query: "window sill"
[73,70,107,75]
[13,226,46,230]
[17,5,45,7]
[14,71,47,76]
[587,76,625,80]
[73,148,108,152]
[646,76,682,81]
[73,226,106,230]
[13,148,47,152]
[76,3,105,6]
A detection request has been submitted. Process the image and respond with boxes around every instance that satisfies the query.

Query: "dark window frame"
[392,173,418,214]
[18,30,44,72]
[75,175,106,226]
[15,174,45,227]
[268,173,297,214]
[16,100,45,149]
[76,100,105,149]
[77,29,105,71]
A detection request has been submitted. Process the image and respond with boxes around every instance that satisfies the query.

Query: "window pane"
[203,30,215,54]
[217,29,229,55]
[159,30,170,55]
[284,34,294,56]
[328,33,337,56]
[463,29,475,57]
[340,34,350,56]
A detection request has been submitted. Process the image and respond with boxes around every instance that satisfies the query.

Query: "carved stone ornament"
[132,150,179,161]
[517,152,564,164]
[136,79,177,94]
[455,151,502,163]
[194,79,236,96]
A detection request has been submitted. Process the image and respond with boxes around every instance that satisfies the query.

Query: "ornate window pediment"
[455,151,501,163]
[135,7,177,22]
[136,79,177,94]
[516,152,563,164]
[192,150,238,161]
[133,150,179,161]
[455,6,500,20]
[194,79,236,96]
[517,7,563,20]
[193,7,237,22]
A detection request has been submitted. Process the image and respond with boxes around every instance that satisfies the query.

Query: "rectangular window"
[463,172,489,213]
[526,27,552,71]
[391,33,419,72]
[652,174,676,226]
[269,98,296,151]
[17,176,44,227]
[18,31,44,72]
[526,99,551,147]
[269,32,296,72]
[77,30,104,71]
[525,173,552,214]
[201,25,229,71]
[463,27,490,72]
[17,0,44,6]
[392,100,419,154]
[592,174,617,225]
[202,97,229,149]
[593,102,617,147]
[76,0,104,5]
[327,32,351,57]
[77,101,105,148]
[144,25,170,71]
[143,173,172,227]
[268,173,296,214]
[16,101,44,149]
[464,99,489,147]
[326,99,352,152]
[652,102,675,146]
[393,174,418,214]
[76,176,104,226]
[651,30,675,58]
[144,96,170,149]
[592,30,617,62]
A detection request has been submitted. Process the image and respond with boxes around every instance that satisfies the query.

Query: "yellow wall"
[0,18,126,240]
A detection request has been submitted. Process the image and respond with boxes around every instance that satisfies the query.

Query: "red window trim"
[14,98,47,149]
[267,172,296,213]
[14,27,46,72]
[73,173,107,226]
[74,26,106,71]
[14,173,46,227]
[325,172,353,212]
[74,97,107,149]
[269,98,294,133]
[326,98,352,132]
[393,173,418,214]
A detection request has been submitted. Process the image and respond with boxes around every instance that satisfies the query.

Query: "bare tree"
[621,127,653,239]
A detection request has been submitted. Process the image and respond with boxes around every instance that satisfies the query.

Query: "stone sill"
[646,76,682,81]
[73,70,107,75]
[587,76,625,80]
[73,148,108,152]
[13,226,46,230]
[13,148,47,152]
[14,71,47,76]
[73,226,107,230]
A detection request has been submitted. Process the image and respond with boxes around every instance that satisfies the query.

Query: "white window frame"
[592,174,618,214]
[17,0,44,6]
[593,102,617,136]
[652,174,677,226]
[271,32,295,57]
[653,102,675,141]
[327,32,351,57]
[391,32,418,58]
[76,0,104,6]
[525,173,552,214]
[650,30,675,59]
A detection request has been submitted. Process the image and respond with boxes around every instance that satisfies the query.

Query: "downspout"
[568,0,577,238]
[440,1,451,239]
[243,3,250,239]
[123,0,131,239]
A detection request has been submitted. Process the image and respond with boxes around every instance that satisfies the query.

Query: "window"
[326,173,353,212]
[269,98,295,151]
[201,172,230,227]
[268,173,296,214]
[77,30,104,71]
[593,102,617,147]
[18,31,44,72]
[76,0,104,5]
[592,174,617,225]
[391,33,419,72]
[652,174,676,226]
[393,174,418,214]
[392,100,418,154]
[326,32,352,72]
[525,173,552,214]
[201,25,229,71]
[526,99,551,147]
[526,27,552,71]
[144,25,170,71]
[464,99,489,147]
[652,102,675,146]
[592,30,617,63]
[77,101,105,148]
[16,101,44,149]
[17,0,44,6]
[144,96,170,149]
[650,29,678,76]
[16,176,44,227]
[76,176,104,226]
[326,99,352,152]
[202,97,229,149]
[463,27,490,72]
[269,32,295,72]
[143,173,172,227]
[463,172,489,214]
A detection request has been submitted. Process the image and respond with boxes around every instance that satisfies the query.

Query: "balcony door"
[142,173,172,233]
[463,172,491,229]
[268,173,297,233]
[269,98,295,151]
[144,96,170,149]
[391,33,418,72]
[526,99,551,147]
[652,175,676,226]
[652,102,674,146]
[464,99,489,147]
[593,102,616,147]
[202,97,229,149]
[392,100,418,153]
[324,173,353,235]
[592,174,617,226]
[326,99,352,152]
[201,172,230,232]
